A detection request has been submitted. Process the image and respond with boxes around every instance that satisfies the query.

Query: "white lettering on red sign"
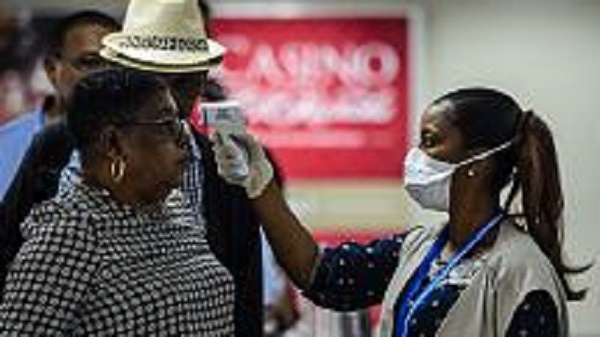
[217,34,401,126]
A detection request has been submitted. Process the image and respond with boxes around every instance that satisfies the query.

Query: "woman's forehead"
[137,89,178,118]
[421,102,455,133]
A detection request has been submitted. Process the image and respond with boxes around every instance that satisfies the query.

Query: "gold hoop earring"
[110,158,126,183]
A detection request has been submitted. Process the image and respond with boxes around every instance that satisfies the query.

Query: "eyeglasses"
[128,117,190,147]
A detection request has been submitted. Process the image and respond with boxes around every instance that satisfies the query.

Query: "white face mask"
[403,141,513,212]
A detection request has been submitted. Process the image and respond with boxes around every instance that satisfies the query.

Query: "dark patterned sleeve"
[0,215,100,334]
[303,231,409,311]
[505,290,559,337]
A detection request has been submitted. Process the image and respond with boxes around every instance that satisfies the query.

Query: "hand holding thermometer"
[200,100,250,182]
[200,100,247,135]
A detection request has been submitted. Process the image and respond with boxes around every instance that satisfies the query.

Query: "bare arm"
[251,180,319,289]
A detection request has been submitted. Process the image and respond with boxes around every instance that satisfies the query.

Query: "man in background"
[0,11,119,199]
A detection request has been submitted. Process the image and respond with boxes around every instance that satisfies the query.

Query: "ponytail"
[506,110,590,301]
[437,88,591,301]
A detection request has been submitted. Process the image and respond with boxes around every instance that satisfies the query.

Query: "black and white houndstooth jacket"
[0,181,235,335]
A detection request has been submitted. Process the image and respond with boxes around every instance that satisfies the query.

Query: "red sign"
[212,18,410,179]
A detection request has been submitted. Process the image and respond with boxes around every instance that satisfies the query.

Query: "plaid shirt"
[180,134,206,227]
[0,180,234,335]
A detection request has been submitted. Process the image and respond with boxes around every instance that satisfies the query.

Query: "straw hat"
[100,0,226,73]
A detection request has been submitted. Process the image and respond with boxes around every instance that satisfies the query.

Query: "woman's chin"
[163,176,184,196]
[136,173,184,205]
[142,183,179,205]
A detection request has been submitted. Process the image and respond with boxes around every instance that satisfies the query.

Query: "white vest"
[377,220,569,337]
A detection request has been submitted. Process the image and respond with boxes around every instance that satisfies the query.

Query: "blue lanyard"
[394,212,505,337]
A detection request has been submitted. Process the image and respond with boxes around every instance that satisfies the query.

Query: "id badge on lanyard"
[395,212,504,337]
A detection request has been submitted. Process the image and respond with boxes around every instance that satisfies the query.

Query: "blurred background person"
[261,153,300,337]
[0,2,56,199]
[263,238,301,337]
[0,2,37,124]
